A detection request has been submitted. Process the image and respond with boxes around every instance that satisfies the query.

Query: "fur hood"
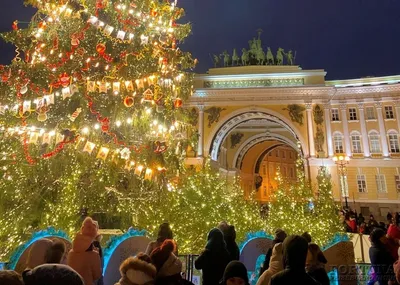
[116,257,156,285]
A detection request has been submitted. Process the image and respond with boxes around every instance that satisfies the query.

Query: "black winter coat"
[226,241,240,261]
[195,249,231,285]
[270,268,321,285]
[369,243,396,285]
[307,268,330,285]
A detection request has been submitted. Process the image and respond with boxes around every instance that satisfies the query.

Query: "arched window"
[333,132,344,154]
[388,130,400,153]
[368,131,381,153]
[351,131,362,153]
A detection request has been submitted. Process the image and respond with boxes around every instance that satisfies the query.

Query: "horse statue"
[232,49,239,66]
[276,48,284,65]
[221,50,230,67]
[213,54,220,68]
[241,48,250,66]
[256,48,265,65]
[266,47,274,65]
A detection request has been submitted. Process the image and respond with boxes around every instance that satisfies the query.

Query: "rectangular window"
[357,175,367,193]
[395,175,400,193]
[351,134,362,153]
[290,168,294,178]
[282,151,286,159]
[263,165,267,176]
[331,109,340,121]
[369,134,381,153]
[366,107,375,120]
[349,108,358,121]
[289,152,293,159]
[334,136,344,153]
[263,186,267,196]
[276,150,279,157]
[385,106,395,119]
[389,133,400,153]
[375,174,387,193]
[282,167,287,177]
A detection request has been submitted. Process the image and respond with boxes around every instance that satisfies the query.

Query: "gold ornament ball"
[37,112,48,122]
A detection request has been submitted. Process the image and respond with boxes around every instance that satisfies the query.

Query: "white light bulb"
[82,127,89,134]
[116,121,122,127]
[127,118,133,124]
[94,124,100,130]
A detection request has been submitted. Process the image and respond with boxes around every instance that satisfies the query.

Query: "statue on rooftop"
[276,48,285,65]
[256,47,265,65]
[232,49,239,66]
[213,54,220,68]
[285,50,295,66]
[266,47,274,65]
[241,48,250,66]
[222,50,230,67]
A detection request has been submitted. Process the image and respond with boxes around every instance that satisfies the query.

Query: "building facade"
[187,65,400,221]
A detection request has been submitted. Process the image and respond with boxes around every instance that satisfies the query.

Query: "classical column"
[395,101,400,133]
[324,103,334,157]
[305,102,315,157]
[197,105,205,157]
[375,101,390,157]
[340,103,352,157]
[357,102,371,157]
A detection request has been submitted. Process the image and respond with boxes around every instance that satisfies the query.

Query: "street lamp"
[332,155,350,210]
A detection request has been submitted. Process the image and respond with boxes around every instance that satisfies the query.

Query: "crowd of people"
[1,215,400,285]
[342,210,398,235]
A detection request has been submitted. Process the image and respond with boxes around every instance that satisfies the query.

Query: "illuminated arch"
[233,133,301,170]
[206,107,308,161]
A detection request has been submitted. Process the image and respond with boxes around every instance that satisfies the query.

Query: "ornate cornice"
[189,84,400,107]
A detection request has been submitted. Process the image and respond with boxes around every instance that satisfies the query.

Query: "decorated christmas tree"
[0,0,266,259]
[267,159,343,246]
[0,0,196,259]
[138,161,265,254]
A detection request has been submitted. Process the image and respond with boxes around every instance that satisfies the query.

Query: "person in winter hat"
[0,270,24,285]
[270,235,319,285]
[23,264,84,285]
[369,228,396,285]
[68,217,102,285]
[221,261,249,285]
[220,225,240,261]
[150,239,182,285]
[26,238,53,268]
[306,243,329,285]
[146,223,177,256]
[195,228,231,285]
[115,253,156,285]
[259,229,286,277]
[256,243,283,285]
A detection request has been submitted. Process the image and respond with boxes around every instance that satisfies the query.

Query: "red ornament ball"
[174,98,183,108]
[101,124,109,132]
[96,43,106,55]
[124,96,134,108]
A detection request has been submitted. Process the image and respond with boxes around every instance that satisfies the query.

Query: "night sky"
[1,0,400,80]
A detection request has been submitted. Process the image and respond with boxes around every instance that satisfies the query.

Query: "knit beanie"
[23,264,84,285]
[150,239,176,271]
[0,270,24,285]
[222,261,249,285]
